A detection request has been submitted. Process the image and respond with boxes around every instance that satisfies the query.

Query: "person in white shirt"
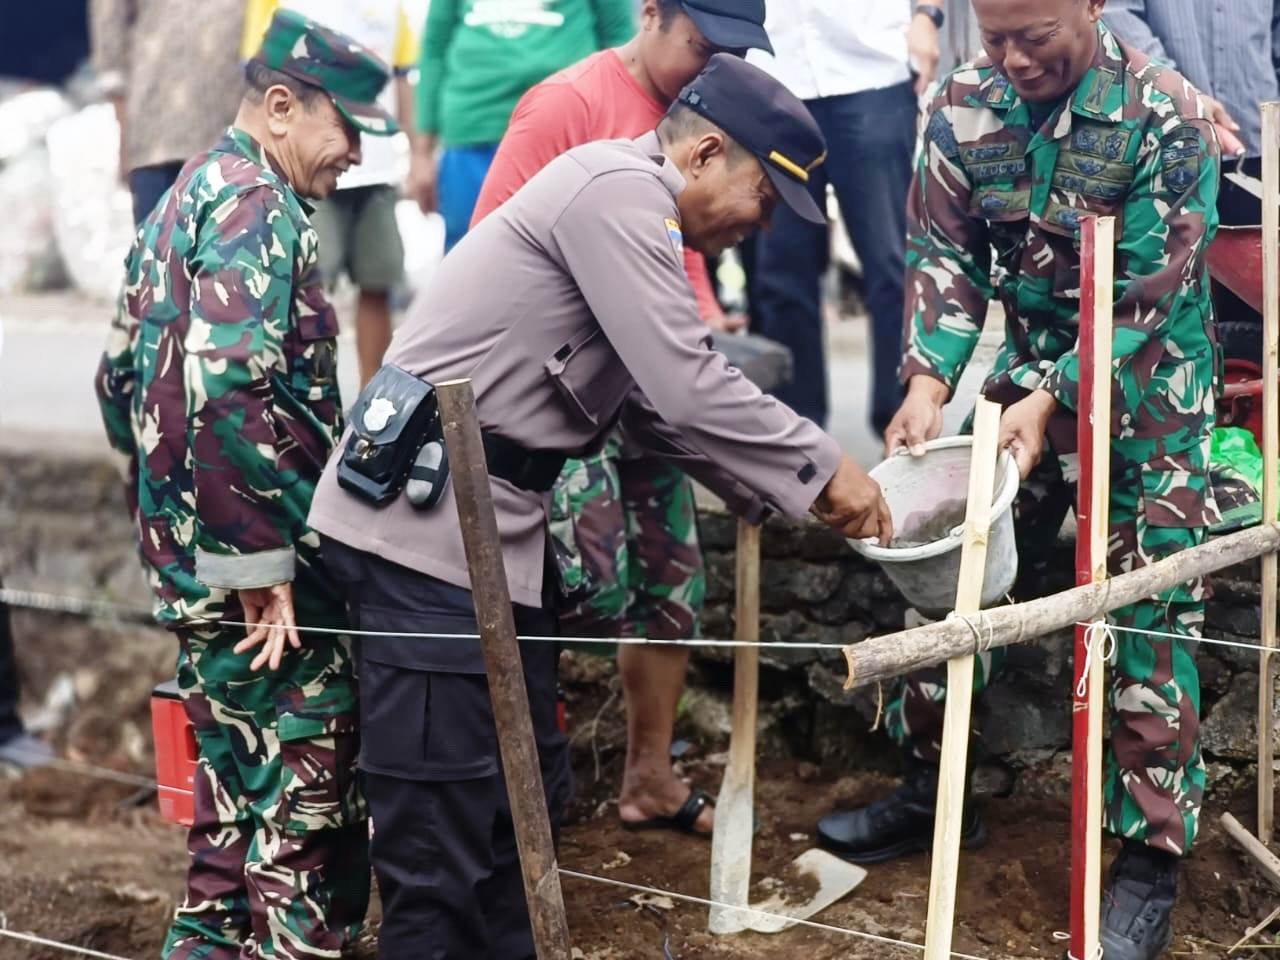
[747,0,942,433]
[243,0,419,388]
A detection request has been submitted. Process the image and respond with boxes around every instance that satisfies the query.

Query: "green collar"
[969,22,1128,125]
[213,126,313,214]
[219,126,271,167]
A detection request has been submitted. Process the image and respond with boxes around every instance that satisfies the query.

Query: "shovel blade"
[707,774,755,934]
[742,849,867,934]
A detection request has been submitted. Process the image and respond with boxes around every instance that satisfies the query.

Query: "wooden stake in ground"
[436,379,572,960]
[1258,100,1279,844]
[707,520,866,935]
[1070,215,1115,960]
[1222,811,1280,892]
[708,519,761,935]
[923,396,1002,960]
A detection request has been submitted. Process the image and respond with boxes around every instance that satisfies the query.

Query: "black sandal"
[622,787,715,836]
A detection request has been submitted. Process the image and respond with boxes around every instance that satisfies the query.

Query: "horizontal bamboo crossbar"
[842,523,1280,691]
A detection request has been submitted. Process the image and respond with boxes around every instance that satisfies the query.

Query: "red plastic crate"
[150,680,196,827]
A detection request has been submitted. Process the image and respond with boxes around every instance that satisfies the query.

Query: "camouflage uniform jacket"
[902,23,1220,465]
[95,127,342,625]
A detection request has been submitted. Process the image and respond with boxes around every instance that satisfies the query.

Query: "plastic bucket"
[848,437,1021,617]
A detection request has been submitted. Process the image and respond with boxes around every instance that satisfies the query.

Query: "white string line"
[0,927,135,960]
[37,756,157,789]
[210,619,845,650]
[12,584,1280,655]
[1073,620,1280,655]
[0,588,846,650]
[557,867,990,960]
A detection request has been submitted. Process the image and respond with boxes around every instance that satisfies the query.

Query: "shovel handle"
[729,520,761,774]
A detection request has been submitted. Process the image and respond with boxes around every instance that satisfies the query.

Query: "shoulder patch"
[664,218,683,258]
[1160,125,1203,195]
[926,110,961,161]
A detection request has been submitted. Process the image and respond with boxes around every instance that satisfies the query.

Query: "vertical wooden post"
[1070,215,1115,960]
[436,379,572,960]
[1258,101,1279,843]
[922,396,1002,960]
[708,519,761,934]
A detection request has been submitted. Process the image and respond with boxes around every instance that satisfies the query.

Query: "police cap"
[676,53,827,224]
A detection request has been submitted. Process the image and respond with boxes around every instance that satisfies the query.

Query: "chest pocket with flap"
[1040,123,1134,298]
[544,327,632,428]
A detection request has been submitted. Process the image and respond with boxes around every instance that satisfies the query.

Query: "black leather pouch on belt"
[337,364,450,510]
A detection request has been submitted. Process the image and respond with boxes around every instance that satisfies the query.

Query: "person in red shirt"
[471,0,771,836]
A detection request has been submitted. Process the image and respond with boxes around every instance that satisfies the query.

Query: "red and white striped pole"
[1069,215,1115,959]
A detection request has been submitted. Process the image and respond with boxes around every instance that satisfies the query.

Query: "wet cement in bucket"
[889,497,969,549]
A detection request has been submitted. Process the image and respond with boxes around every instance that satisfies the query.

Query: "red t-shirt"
[471,49,721,321]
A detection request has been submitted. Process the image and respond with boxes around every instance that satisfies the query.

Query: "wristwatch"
[916,3,945,28]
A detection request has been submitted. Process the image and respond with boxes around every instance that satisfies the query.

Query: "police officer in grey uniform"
[307,54,893,959]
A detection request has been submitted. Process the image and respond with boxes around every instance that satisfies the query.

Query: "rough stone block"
[1202,671,1280,762]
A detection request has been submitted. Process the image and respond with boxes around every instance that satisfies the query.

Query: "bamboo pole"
[708,520,761,934]
[923,398,1002,960]
[1070,215,1114,960]
[840,522,1280,691]
[1223,812,1280,892]
[1259,101,1279,843]
[436,379,572,960]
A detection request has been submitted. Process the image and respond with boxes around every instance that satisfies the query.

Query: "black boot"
[815,762,986,864]
[1100,840,1178,960]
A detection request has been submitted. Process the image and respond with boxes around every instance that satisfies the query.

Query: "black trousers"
[128,162,183,226]
[322,539,572,960]
[0,578,23,743]
[751,81,916,431]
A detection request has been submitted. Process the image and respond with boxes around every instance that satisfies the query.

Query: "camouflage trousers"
[549,432,705,641]
[885,441,1216,856]
[164,624,370,959]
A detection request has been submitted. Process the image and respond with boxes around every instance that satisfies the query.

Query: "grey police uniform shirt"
[307,131,843,609]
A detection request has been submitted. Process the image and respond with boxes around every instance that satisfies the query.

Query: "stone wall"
[694,506,1274,786]
[0,447,1272,788]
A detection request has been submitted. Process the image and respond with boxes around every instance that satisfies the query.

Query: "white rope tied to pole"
[1075,621,1116,698]
[946,611,996,655]
[557,868,991,959]
[1077,620,1280,656]
[0,927,135,960]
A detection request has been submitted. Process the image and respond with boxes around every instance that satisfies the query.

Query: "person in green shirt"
[406,0,635,249]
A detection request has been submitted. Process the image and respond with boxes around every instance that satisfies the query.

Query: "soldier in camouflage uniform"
[550,431,710,829]
[94,10,398,957]
[815,3,1219,957]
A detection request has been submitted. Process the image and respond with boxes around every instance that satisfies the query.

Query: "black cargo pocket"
[544,328,631,428]
[359,657,499,782]
[275,674,365,834]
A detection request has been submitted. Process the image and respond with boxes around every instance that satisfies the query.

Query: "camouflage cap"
[255,8,398,137]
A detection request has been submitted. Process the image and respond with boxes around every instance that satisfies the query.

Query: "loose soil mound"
[1,617,1276,959]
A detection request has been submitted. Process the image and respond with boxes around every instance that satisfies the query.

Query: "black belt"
[481,431,566,493]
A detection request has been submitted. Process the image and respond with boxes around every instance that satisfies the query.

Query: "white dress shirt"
[748,0,912,101]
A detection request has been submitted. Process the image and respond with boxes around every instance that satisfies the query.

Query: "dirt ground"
[2,613,1279,959]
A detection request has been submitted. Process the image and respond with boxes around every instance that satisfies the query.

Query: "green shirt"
[417,0,635,146]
